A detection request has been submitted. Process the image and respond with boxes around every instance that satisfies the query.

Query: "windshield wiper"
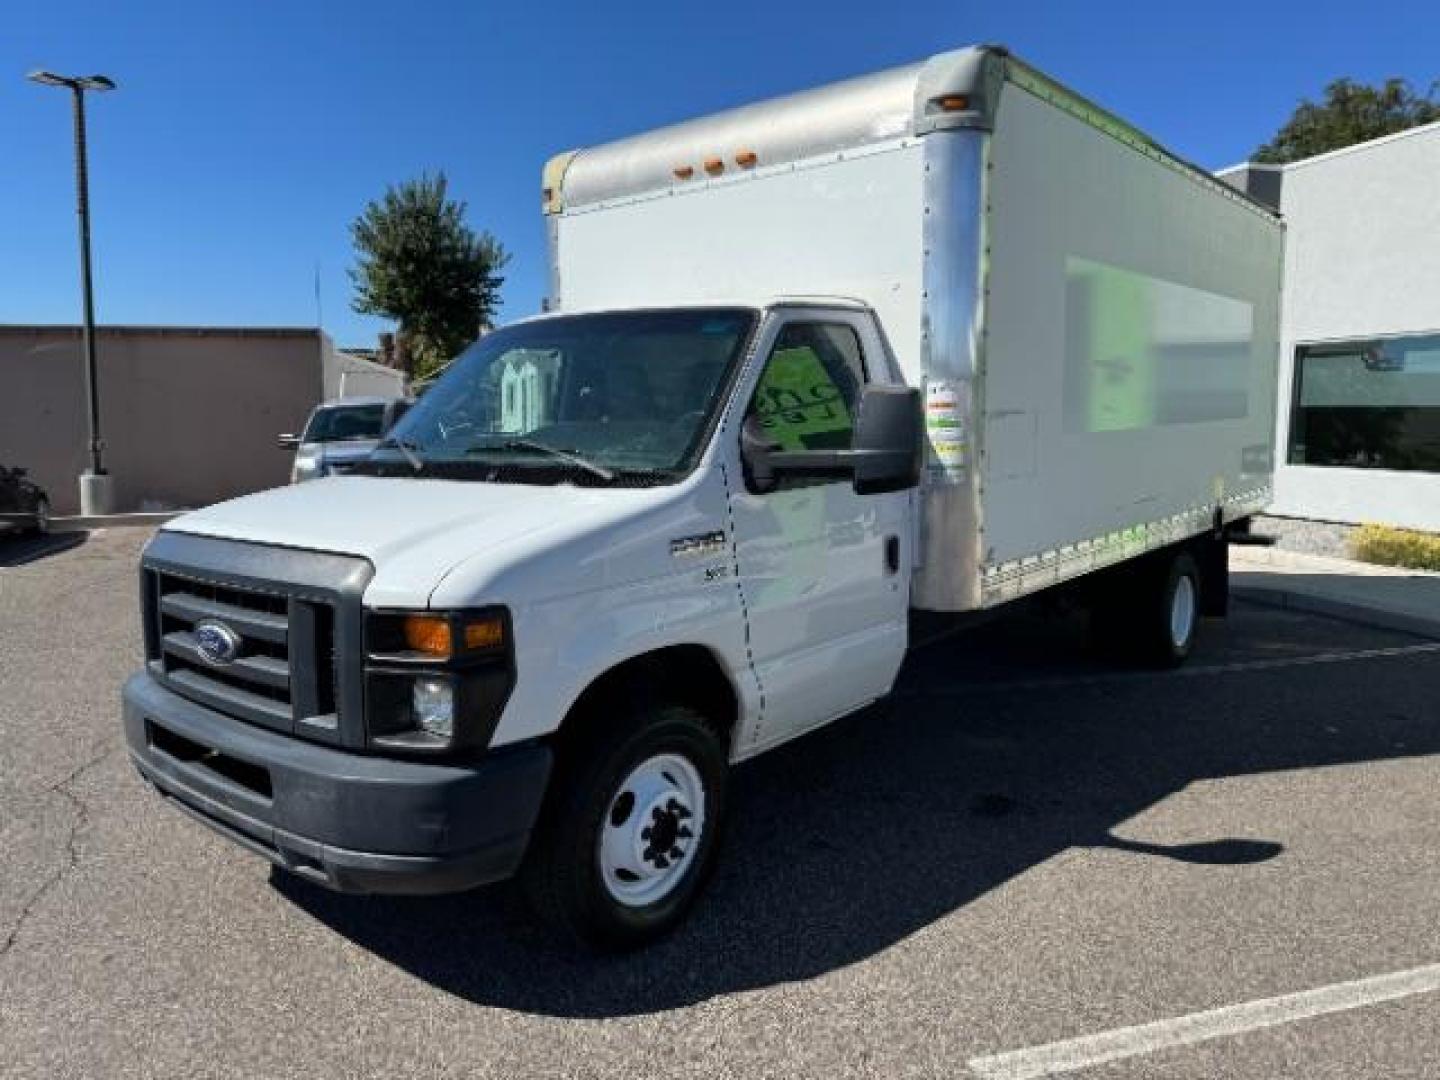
[375,435,424,474]
[464,438,615,481]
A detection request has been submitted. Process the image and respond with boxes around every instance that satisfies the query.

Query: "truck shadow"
[275,604,1435,1018]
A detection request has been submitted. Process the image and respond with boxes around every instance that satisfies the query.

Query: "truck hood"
[165,476,671,607]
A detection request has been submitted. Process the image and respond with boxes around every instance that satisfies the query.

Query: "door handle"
[884,534,900,575]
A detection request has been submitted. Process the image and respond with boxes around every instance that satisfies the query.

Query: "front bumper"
[122,671,551,895]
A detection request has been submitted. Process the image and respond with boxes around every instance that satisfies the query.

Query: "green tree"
[1254,77,1440,164]
[350,173,508,378]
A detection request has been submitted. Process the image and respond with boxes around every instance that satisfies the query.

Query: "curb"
[1232,583,1440,642]
[1232,545,1439,579]
[51,512,180,533]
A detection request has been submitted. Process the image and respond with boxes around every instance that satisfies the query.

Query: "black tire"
[1137,550,1201,668]
[31,497,50,536]
[1090,549,1202,668]
[521,701,728,951]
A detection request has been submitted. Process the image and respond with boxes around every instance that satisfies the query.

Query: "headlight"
[291,446,325,483]
[412,677,454,739]
[363,608,513,753]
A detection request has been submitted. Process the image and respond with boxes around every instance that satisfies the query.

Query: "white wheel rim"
[1170,574,1197,649]
[598,753,706,908]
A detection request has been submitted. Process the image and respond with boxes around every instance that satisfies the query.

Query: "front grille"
[140,531,373,749]
[148,570,338,737]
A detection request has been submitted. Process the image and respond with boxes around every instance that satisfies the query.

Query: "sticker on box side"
[925,379,969,482]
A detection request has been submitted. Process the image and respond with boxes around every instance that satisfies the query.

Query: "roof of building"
[1219,116,1440,176]
[0,324,324,338]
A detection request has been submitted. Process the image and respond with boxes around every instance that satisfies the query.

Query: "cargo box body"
[545,46,1283,612]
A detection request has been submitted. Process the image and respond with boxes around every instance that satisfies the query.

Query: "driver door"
[725,310,911,752]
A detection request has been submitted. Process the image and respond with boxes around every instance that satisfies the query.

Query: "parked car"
[0,464,50,536]
[279,397,412,483]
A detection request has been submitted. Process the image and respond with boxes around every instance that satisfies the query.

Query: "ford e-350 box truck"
[122,45,1282,948]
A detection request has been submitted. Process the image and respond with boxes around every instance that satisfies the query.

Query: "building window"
[1289,334,1440,472]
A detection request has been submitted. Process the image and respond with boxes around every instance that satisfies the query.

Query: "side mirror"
[740,414,780,494]
[848,384,924,495]
[751,385,923,495]
[277,434,300,449]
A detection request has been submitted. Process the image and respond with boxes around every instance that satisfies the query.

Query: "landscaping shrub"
[1350,523,1440,572]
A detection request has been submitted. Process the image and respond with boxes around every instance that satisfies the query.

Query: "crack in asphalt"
[0,740,120,961]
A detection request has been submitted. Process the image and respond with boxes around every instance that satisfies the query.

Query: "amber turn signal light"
[403,615,453,657]
[461,617,505,651]
[401,613,506,658]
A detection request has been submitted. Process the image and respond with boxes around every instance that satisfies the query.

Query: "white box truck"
[122,45,1282,948]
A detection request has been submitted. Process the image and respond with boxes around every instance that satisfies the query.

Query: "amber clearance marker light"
[403,615,452,657]
[935,94,970,112]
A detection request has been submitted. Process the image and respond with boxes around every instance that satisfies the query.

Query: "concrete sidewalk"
[51,511,179,533]
[1231,546,1440,640]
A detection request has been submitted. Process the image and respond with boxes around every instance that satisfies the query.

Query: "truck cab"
[123,300,923,948]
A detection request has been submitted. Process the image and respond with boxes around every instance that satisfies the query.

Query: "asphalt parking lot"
[3,527,1440,1078]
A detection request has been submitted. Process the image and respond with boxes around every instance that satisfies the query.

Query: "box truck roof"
[543,44,1277,221]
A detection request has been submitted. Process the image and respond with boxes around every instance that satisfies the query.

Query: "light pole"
[28,70,117,516]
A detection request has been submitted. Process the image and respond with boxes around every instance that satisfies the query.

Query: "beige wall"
[0,327,324,515]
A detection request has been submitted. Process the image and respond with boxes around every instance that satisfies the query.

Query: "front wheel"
[521,702,727,950]
[31,497,50,535]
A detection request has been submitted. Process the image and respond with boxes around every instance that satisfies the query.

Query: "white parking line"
[968,962,1440,1079]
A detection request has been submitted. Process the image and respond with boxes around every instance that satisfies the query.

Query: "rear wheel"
[521,701,727,950]
[31,497,50,535]
[1149,551,1201,667]
[1091,548,1202,668]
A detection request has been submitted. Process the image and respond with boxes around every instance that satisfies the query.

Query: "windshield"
[304,403,387,443]
[361,308,756,484]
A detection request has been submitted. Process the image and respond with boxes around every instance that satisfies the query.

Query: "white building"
[1221,120,1440,531]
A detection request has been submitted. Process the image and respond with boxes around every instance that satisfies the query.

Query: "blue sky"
[6,0,1437,348]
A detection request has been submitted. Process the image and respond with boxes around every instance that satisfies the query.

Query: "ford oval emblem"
[194,619,243,666]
